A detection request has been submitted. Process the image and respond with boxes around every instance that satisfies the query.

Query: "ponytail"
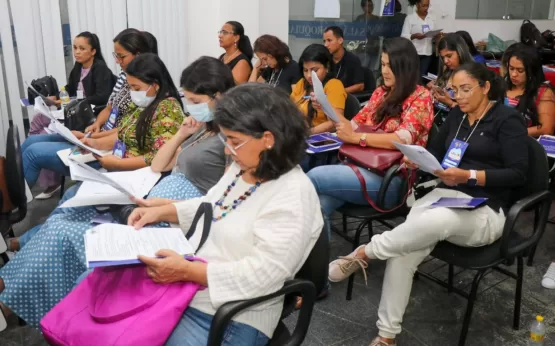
[226,21,253,60]
[76,31,105,62]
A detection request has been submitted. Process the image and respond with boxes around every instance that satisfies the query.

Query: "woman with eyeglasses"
[291,44,347,134]
[503,43,555,137]
[328,62,528,346]
[0,52,185,328]
[218,21,253,85]
[122,84,323,346]
[249,35,301,94]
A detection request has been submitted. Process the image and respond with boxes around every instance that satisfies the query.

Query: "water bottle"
[529,315,546,345]
[59,87,70,110]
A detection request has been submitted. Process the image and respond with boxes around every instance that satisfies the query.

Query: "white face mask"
[130,85,156,108]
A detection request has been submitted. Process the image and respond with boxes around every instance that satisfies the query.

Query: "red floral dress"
[352,85,434,147]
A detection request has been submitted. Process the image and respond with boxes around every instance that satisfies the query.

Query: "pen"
[303,96,311,99]
[71,131,92,155]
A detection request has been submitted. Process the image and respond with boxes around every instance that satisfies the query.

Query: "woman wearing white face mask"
[81,53,184,171]
[134,56,233,207]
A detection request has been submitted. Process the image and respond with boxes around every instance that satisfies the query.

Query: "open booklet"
[311,70,340,123]
[34,97,107,157]
[60,163,161,207]
[85,224,195,268]
[393,142,444,175]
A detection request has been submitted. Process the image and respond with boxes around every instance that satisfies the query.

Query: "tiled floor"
[1,191,555,345]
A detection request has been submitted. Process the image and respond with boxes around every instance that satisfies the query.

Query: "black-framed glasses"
[112,52,130,61]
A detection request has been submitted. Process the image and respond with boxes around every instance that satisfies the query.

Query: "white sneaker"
[542,262,555,289]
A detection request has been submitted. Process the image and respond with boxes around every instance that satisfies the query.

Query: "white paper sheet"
[61,166,161,208]
[311,71,340,123]
[85,224,194,265]
[314,0,340,18]
[51,121,106,157]
[34,97,57,122]
[424,29,443,38]
[57,148,110,167]
[393,142,444,175]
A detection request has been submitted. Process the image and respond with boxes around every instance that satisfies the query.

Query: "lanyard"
[268,69,283,87]
[454,102,494,143]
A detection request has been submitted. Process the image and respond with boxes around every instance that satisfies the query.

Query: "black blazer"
[65,59,116,112]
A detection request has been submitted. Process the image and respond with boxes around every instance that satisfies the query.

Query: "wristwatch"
[359,134,367,147]
[467,170,477,187]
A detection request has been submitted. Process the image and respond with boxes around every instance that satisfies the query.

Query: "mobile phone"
[308,139,339,148]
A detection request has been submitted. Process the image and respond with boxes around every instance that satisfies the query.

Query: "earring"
[234,42,238,47]
[267,146,272,149]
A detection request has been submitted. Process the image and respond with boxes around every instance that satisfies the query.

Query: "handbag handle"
[185,202,213,253]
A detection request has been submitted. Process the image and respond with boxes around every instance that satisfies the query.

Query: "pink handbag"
[40,203,213,346]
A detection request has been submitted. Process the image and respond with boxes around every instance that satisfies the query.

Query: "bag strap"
[343,162,416,213]
[185,202,213,253]
[536,84,549,108]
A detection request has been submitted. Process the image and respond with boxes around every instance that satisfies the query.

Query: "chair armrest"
[500,190,552,258]
[376,164,401,208]
[207,279,316,346]
[352,91,374,103]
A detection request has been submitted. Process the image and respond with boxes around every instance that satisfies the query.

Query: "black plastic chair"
[353,68,376,104]
[416,136,552,346]
[335,123,440,300]
[344,93,361,121]
[207,218,329,346]
[0,126,28,264]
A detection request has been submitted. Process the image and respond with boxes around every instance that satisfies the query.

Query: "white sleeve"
[205,181,324,308]
[401,15,411,40]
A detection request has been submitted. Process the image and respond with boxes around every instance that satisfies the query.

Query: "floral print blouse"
[117,97,184,165]
[352,85,434,147]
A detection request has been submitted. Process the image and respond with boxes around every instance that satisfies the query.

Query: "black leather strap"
[185,202,213,253]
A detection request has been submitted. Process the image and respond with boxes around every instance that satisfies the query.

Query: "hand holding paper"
[311,71,340,123]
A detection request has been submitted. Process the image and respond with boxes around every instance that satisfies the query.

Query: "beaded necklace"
[213,171,261,222]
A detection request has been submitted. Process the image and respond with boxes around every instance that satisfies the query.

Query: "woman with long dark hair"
[0,53,184,328]
[218,21,253,84]
[308,36,433,231]
[503,43,555,137]
[456,30,486,64]
[290,44,346,134]
[329,62,528,345]
[26,31,116,199]
[430,33,474,108]
[249,34,301,94]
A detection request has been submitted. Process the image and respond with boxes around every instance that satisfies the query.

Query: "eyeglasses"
[217,133,252,155]
[453,85,480,99]
[112,52,130,62]
[217,30,235,36]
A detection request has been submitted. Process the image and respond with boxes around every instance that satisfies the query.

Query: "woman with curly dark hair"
[249,35,301,93]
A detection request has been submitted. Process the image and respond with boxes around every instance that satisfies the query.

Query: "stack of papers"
[424,29,443,38]
[393,142,443,175]
[56,148,111,167]
[60,164,161,207]
[422,73,438,81]
[85,224,194,268]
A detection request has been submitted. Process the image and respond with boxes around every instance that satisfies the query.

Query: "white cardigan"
[174,162,323,337]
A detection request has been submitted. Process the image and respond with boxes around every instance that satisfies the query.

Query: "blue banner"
[288,20,403,40]
[382,0,395,16]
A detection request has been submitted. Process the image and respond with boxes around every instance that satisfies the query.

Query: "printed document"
[393,142,443,174]
[311,70,340,123]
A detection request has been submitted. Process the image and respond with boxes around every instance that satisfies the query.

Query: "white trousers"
[364,188,506,338]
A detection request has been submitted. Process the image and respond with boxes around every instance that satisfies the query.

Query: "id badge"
[422,24,430,33]
[112,140,126,158]
[105,107,119,130]
[504,97,518,108]
[441,139,468,169]
[77,90,84,100]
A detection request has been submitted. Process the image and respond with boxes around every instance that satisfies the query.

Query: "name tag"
[77,90,84,100]
[112,140,126,158]
[441,139,468,169]
[104,107,119,130]
[422,24,431,33]
[504,97,518,108]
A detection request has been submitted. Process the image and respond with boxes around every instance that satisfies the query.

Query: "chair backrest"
[513,136,549,203]
[363,67,376,92]
[5,126,27,217]
[427,123,440,147]
[293,217,330,296]
[344,93,361,121]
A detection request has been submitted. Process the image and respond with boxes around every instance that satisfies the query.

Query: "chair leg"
[448,264,454,293]
[59,176,65,199]
[0,253,9,264]
[346,220,369,301]
[526,245,538,267]
[367,221,373,238]
[513,257,524,330]
[342,215,347,234]
[458,270,486,346]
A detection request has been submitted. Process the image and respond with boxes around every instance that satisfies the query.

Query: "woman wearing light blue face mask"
[132,56,234,208]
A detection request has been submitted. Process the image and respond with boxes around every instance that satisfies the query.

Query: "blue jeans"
[18,184,81,249]
[308,163,402,216]
[22,133,73,187]
[165,307,269,346]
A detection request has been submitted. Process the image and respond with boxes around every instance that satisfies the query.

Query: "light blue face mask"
[186,102,214,122]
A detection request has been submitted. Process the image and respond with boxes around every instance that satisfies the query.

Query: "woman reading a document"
[0,53,183,328]
[328,62,529,346]
[126,84,323,345]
